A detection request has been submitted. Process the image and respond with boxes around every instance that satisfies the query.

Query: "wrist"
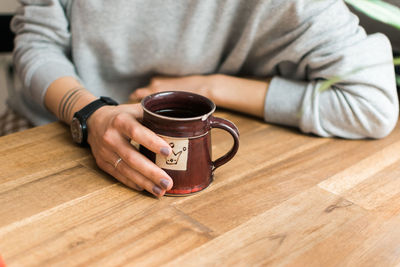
[87,104,115,130]
[206,74,269,117]
[45,77,98,124]
[208,74,226,106]
[67,93,97,123]
[70,96,119,146]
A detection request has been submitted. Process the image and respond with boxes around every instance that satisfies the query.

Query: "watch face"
[71,117,83,144]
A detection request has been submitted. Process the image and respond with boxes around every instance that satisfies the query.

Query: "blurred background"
[0,0,18,115]
[0,0,399,117]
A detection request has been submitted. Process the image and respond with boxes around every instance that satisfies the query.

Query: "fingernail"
[160,179,170,189]
[160,147,170,156]
[152,185,162,195]
[136,185,143,191]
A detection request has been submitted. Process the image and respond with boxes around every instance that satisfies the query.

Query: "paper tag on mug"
[156,136,189,171]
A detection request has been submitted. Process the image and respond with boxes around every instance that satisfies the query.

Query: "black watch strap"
[72,96,118,146]
[76,96,118,123]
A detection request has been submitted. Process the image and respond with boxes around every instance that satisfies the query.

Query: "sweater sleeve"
[11,0,79,111]
[264,0,398,139]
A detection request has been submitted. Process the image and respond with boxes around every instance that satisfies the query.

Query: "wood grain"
[1,112,400,266]
[167,187,369,267]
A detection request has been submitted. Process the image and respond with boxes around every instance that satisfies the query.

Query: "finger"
[90,143,144,191]
[93,144,165,197]
[117,139,173,191]
[97,157,144,192]
[103,142,164,193]
[117,103,143,121]
[112,112,171,156]
[127,103,144,120]
[114,104,144,123]
[115,159,168,197]
[102,130,173,191]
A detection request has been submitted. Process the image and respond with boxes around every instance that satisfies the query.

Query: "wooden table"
[1,111,400,266]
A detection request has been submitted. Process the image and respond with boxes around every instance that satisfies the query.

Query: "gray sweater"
[10,0,399,138]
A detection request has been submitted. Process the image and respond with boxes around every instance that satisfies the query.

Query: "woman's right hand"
[86,103,174,197]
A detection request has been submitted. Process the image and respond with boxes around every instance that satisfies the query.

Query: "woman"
[10,0,398,197]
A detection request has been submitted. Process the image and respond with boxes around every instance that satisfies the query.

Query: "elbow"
[317,86,399,139]
[369,114,398,140]
[364,100,399,139]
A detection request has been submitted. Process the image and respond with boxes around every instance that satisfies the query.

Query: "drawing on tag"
[166,142,187,165]
[156,137,189,171]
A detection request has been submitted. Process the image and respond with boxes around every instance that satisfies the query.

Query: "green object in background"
[345,0,400,30]
[318,0,400,90]
[345,0,400,71]
[394,57,400,86]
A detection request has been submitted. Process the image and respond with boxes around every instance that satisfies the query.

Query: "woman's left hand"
[129,75,216,101]
[130,74,269,118]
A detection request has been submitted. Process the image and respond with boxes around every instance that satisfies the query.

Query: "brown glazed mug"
[140,91,240,196]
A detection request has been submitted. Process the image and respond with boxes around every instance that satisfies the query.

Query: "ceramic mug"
[140,91,240,196]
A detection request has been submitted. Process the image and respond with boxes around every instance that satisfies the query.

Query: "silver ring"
[114,157,122,169]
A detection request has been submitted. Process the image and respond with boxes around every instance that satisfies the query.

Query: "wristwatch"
[70,96,119,146]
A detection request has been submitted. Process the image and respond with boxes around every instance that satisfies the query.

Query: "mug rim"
[141,91,216,121]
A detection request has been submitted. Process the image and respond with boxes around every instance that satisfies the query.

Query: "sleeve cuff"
[29,61,80,109]
[264,76,308,128]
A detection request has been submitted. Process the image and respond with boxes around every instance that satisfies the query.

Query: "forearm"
[210,74,270,118]
[12,0,79,119]
[130,74,270,118]
[44,76,97,124]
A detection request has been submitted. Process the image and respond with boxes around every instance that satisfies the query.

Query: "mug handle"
[210,116,240,170]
